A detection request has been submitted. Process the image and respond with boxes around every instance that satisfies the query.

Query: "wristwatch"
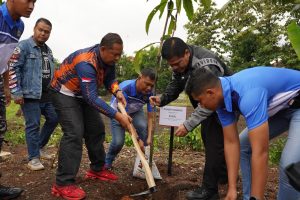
[113,89,122,96]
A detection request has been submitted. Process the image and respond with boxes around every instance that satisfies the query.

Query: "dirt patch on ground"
[1,143,279,200]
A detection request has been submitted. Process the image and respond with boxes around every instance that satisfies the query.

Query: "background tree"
[185,0,300,72]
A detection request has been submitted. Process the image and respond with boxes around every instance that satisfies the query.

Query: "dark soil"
[1,143,279,200]
[0,103,279,199]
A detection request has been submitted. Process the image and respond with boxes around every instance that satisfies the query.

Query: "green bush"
[269,136,287,165]
[5,103,63,146]
[174,125,204,151]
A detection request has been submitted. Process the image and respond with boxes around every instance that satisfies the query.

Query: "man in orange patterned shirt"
[50,33,131,200]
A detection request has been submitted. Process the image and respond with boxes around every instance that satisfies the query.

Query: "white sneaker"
[40,148,54,160]
[27,158,44,171]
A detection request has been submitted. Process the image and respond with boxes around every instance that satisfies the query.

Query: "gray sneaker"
[27,158,44,171]
[40,148,54,160]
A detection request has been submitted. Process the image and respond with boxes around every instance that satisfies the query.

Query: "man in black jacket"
[150,37,230,200]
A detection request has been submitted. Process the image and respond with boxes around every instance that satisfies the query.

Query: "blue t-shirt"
[111,79,153,114]
[217,66,300,130]
[0,3,24,74]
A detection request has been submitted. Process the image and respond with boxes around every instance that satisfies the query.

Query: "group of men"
[1,0,300,200]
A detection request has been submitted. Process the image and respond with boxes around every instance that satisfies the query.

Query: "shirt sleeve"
[160,73,185,106]
[103,66,120,94]
[147,93,153,112]
[75,63,117,118]
[183,105,213,131]
[239,88,269,131]
[8,44,26,99]
[217,108,237,127]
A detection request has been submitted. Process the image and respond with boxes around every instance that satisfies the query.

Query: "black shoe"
[0,185,23,200]
[186,186,219,200]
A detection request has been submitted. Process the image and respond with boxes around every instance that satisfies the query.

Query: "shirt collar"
[28,36,38,47]
[220,77,233,112]
[96,45,115,70]
[1,3,23,30]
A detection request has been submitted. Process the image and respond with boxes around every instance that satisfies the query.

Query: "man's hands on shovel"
[115,112,132,130]
[114,91,132,130]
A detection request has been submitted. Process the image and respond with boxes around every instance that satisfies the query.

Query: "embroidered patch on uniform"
[82,77,92,83]
[13,47,21,54]
[9,83,17,89]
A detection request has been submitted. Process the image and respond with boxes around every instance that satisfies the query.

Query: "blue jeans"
[240,108,300,200]
[21,100,58,160]
[105,109,148,167]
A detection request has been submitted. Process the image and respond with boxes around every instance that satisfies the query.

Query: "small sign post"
[159,106,186,176]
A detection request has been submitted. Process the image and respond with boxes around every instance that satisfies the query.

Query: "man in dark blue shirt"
[106,68,155,171]
[0,0,35,199]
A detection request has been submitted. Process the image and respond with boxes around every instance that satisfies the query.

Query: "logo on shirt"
[82,77,92,83]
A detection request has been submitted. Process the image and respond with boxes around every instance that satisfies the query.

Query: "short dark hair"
[161,37,189,60]
[140,68,156,80]
[35,18,52,28]
[185,67,219,96]
[100,33,123,49]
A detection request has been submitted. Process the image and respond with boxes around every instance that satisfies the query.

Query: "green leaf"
[167,0,174,16]
[176,0,182,14]
[167,15,176,35]
[183,0,194,20]
[161,35,171,41]
[146,1,168,34]
[133,51,142,75]
[159,0,168,18]
[287,21,300,60]
[133,42,159,74]
[200,0,211,9]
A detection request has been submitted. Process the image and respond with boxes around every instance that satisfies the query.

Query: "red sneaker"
[51,184,86,200]
[85,168,118,181]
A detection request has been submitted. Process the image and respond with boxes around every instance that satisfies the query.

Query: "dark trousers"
[189,96,227,192]
[21,100,58,160]
[0,75,7,151]
[52,92,106,186]
[201,113,227,192]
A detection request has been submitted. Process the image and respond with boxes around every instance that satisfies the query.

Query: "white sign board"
[159,106,187,127]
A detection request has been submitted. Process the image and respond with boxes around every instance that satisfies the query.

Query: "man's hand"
[149,96,161,107]
[138,139,145,153]
[225,189,237,200]
[175,124,188,137]
[115,90,127,106]
[115,112,132,130]
[146,136,152,146]
[14,97,24,105]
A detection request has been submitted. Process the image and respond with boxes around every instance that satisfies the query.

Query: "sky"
[19,0,228,62]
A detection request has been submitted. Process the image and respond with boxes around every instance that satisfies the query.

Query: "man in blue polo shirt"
[0,0,35,199]
[185,66,300,200]
[105,68,155,173]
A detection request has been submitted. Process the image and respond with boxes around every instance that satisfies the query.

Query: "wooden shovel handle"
[117,103,156,188]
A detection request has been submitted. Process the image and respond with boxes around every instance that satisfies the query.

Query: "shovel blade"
[130,187,157,197]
